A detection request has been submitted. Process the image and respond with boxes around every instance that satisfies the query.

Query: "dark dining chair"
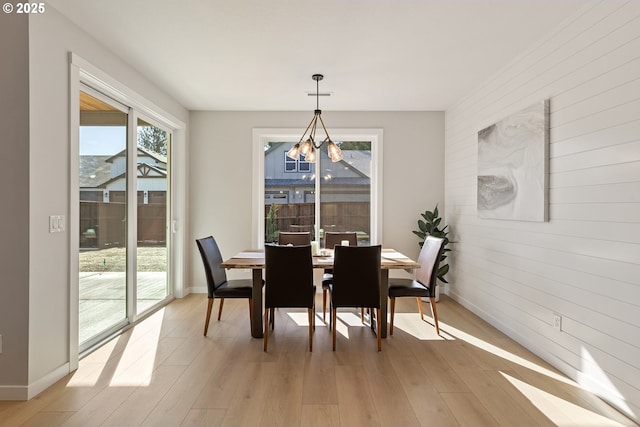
[388,235,445,335]
[278,231,312,246]
[196,236,255,336]
[264,244,316,352]
[330,245,382,351]
[321,232,358,323]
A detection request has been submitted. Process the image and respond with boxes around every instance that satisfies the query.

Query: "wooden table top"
[221,248,420,270]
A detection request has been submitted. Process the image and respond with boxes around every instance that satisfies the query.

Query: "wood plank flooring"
[1,294,636,427]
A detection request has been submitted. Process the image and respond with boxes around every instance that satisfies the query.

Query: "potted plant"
[265,203,279,243]
[413,204,450,301]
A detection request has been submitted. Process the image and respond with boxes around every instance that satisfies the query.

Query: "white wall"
[0,7,189,398]
[189,111,444,291]
[444,0,640,421]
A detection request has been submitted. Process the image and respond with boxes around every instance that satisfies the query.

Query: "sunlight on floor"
[66,339,120,387]
[579,347,634,419]
[67,308,165,388]
[391,313,453,340]
[288,310,364,341]
[395,315,578,387]
[501,372,627,426]
[287,311,312,326]
[108,309,164,386]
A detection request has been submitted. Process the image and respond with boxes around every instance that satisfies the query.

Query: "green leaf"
[438,264,449,277]
[433,205,439,218]
[423,211,434,222]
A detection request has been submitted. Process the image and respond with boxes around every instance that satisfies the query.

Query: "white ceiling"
[48,0,593,111]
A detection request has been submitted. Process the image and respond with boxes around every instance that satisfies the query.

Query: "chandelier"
[286,74,343,163]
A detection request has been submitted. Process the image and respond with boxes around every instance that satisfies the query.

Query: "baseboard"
[0,363,70,400]
[28,363,70,399]
[0,385,28,400]
[187,286,207,294]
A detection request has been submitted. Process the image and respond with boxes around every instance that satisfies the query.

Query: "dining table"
[221,247,420,338]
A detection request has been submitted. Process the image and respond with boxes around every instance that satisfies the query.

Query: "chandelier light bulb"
[287,74,343,163]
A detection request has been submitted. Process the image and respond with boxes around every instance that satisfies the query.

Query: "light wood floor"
[1,294,636,427]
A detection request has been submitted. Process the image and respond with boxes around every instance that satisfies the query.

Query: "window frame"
[252,128,383,248]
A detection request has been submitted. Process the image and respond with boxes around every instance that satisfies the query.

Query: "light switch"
[49,215,65,233]
[49,216,58,233]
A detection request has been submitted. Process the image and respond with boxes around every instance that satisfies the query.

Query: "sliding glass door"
[78,89,129,348]
[78,88,172,352]
[136,118,170,314]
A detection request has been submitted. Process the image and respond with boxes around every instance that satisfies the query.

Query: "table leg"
[379,270,388,338]
[251,268,263,338]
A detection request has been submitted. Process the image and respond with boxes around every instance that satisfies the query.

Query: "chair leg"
[270,308,275,330]
[417,297,424,321]
[248,299,253,336]
[263,308,270,352]
[217,298,225,321]
[389,297,396,335]
[430,297,440,335]
[361,307,365,323]
[204,298,214,336]
[308,308,313,352]
[323,289,327,323]
[332,308,337,351]
[376,308,382,352]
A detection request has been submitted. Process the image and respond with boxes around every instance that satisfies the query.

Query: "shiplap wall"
[444,0,640,421]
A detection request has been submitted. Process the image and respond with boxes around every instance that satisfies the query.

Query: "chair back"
[415,235,445,297]
[278,231,312,246]
[332,245,381,308]
[265,244,314,309]
[196,236,228,297]
[324,232,357,249]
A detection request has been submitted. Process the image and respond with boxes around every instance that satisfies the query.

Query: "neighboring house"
[263,142,370,205]
[80,146,167,205]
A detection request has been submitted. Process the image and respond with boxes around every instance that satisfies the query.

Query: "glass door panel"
[78,90,128,348]
[264,142,316,242]
[319,141,371,247]
[136,118,169,314]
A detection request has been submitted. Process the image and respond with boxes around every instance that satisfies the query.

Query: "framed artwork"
[477,99,549,221]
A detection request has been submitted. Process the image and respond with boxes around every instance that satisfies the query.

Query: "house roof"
[79,155,111,188]
[105,146,167,164]
[80,156,167,189]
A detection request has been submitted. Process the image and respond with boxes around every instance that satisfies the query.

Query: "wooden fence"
[80,201,166,249]
[265,201,370,236]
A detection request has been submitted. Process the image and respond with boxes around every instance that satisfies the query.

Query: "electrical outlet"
[553,313,562,331]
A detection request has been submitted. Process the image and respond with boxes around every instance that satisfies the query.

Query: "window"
[284,151,312,172]
[253,129,383,248]
[284,152,297,172]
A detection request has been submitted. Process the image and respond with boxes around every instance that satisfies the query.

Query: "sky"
[80,126,126,155]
